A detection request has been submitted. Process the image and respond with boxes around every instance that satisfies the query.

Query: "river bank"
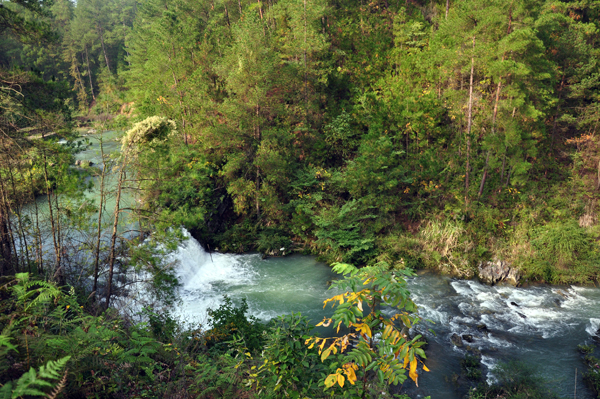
[165,231,600,398]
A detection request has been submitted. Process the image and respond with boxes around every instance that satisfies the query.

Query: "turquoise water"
[172,237,600,398]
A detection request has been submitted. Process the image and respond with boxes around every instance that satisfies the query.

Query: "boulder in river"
[462,334,474,343]
[478,260,521,286]
[465,345,481,356]
[451,333,464,347]
[476,324,488,332]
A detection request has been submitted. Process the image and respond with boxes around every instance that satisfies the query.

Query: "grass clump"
[468,361,561,399]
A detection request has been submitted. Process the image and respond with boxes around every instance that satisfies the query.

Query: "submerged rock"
[476,324,488,332]
[510,301,519,307]
[465,345,481,356]
[478,260,521,286]
[462,334,474,343]
[451,333,464,347]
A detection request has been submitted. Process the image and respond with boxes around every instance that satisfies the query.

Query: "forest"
[0,0,600,397]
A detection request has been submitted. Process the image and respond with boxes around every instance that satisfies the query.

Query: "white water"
[407,273,600,398]
[164,235,600,397]
[170,231,338,328]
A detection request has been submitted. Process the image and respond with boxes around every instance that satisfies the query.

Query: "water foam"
[172,230,258,292]
[169,230,260,325]
[586,318,600,337]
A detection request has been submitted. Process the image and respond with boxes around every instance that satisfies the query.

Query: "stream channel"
[35,131,600,398]
[170,233,600,399]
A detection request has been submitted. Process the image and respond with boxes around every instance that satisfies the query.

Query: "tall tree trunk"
[105,160,126,309]
[446,0,449,19]
[0,208,10,275]
[7,157,30,270]
[303,0,308,118]
[465,36,475,199]
[93,137,107,302]
[551,71,566,149]
[0,173,17,273]
[41,145,61,282]
[478,58,504,200]
[85,45,96,101]
[27,161,43,274]
[98,27,112,74]
[255,104,261,218]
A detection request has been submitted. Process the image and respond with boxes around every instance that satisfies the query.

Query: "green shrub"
[530,221,593,268]
[314,199,377,264]
[206,296,266,353]
[468,361,561,399]
[461,354,482,381]
[257,228,293,256]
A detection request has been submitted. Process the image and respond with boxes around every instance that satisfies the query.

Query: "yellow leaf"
[355,323,372,339]
[409,358,418,386]
[324,374,337,388]
[337,373,345,388]
[357,300,363,312]
[316,318,332,327]
[321,347,332,362]
[343,363,358,385]
[423,364,430,372]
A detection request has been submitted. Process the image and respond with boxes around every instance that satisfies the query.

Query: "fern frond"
[38,357,71,381]
[11,368,51,397]
[45,370,67,399]
[9,356,70,398]
[0,335,17,352]
[0,382,13,399]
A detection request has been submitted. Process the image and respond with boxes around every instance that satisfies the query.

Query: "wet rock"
[510,301,519,307]
[506,268,521,286]
[75,160,94,167]
[553,298,562,307]
[462,334,474,343]
[517,312,527,319]
[451,333,463,347]
[87,129,97,134]
[476,324,488,332]
[478,260,521,286]
[465,345,481,356]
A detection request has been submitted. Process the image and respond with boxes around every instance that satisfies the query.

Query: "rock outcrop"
[450,333,463,347]
[478,260,521,286]
[462,334,473,343]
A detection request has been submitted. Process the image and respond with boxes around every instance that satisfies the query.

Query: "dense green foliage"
[0,268,424,398]
[2,0,600,283]
[579,343,600,397]
[116,0,600,284]
[1,0,600,397]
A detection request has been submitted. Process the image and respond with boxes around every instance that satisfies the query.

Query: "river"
[170,233,600,398]
[40,131,600,397]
